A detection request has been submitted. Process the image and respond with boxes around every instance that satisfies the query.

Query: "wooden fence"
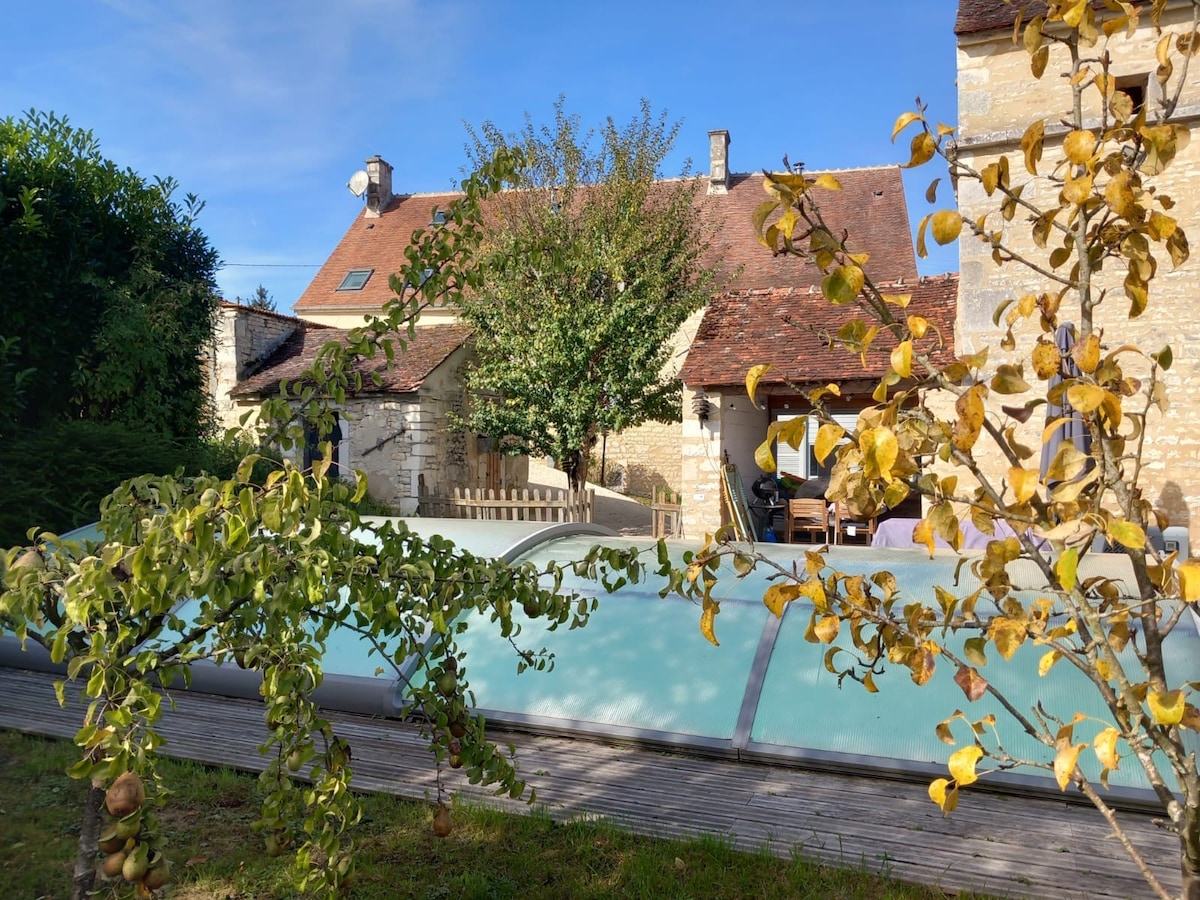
[418,478,594,523]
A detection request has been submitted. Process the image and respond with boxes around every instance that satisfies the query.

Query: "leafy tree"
[236,283,278,312]
[668,2,1200,898]
[0,110,219,438]
[459,99,720,491]
[0,148,644,900]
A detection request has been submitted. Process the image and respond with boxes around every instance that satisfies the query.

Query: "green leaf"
[963,637,988,667]
[822,265,865,304]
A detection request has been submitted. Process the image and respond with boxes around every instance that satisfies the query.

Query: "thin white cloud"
[79,0,471,186]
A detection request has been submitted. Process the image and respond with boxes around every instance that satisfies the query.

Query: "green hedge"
[0,421,248,547]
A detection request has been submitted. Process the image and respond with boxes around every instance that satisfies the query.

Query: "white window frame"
[774,410,860,480]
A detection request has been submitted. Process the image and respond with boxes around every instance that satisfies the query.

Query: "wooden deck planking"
[0,667,1180,899]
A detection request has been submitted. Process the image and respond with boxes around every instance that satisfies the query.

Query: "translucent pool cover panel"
[750,545,1200,795]
[452,536,770,745]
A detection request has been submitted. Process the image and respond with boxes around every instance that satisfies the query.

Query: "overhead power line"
[221,262,322,268]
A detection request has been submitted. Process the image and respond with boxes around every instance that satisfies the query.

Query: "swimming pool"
[3,517,1196,807]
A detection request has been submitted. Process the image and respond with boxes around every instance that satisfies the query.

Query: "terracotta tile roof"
[955,1,1117,35]
[678,273,958,390]
[293,193,455,316]
[231,323,470,397]
[293,167,917,314]
[707,168,917,290]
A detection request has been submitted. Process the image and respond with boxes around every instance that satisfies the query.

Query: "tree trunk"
[561,449,588,493]
[1183,850,1200,900]
[70,782,105,900]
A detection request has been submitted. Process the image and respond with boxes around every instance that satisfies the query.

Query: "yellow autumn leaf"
[863,671,879,693]
[989,617,1027,660]
[746,364,773,408]
[813,614,841,643]
[1177,561,1200,601]
[778,415,807,453]
[907,315,929,338]
[798,578,829,613]
[1054,741,1084,790]
[931,210,963,245]
[1071,333,1101,373]
[913,517,937,557]
[892,111,924,142]
[1030,44,1049,77]
[753,437,776,474]
[1038,650,1061,676]
[1093,727,1120,771]
[1063,129,1098,164]
[860,426,899,481]
[1031,341,1062,380]
[1008,466,1039,504]
[763,583,803,618]
[813,174,843,191]
[990,364,1030,394]
[953,385,986,453]
[1062,170,1094,206]
[948,745,984,787]
[700,603,719,646]
[1021,119,1046,175]
[1148,689,1186,726]
[1056,546,1079,592]
[1042,440,1090,483]
[813,422,845,464]
[891,340,913,378]
[1107,519,1146,551]
[928,777,959,813]
[1065,383,1106,413]
[902,131,937,169]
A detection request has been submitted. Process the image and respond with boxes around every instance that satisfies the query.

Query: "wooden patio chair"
[784,499,829,544]
[833,501,877,545]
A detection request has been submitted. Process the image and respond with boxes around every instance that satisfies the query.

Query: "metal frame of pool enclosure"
[3,516,1198,812]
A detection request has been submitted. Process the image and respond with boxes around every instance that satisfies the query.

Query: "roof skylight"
[336,268,374,291]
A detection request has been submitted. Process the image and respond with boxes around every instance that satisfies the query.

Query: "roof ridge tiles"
[741,163,902,176]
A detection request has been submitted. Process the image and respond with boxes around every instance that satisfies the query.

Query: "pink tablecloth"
[872,517,1025,550]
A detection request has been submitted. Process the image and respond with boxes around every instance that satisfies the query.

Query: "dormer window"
[336,268,374,291]
[430,208,448,225]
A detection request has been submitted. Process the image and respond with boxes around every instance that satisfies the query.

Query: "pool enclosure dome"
[3,516,1196,810]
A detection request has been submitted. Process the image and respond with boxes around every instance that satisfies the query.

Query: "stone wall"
[956,14,1200,539]
[226,343,526,516]
[598,306,709,497]
[209,306,306,432]
[340,346,526,514]
[677,387,770,537]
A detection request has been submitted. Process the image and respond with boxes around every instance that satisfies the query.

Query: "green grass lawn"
[0,729,988,899]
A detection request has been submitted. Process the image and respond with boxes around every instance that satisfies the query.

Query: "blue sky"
[1,0,960,313]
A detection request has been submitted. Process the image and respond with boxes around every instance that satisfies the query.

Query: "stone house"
[676,275,960,535]
[208,302,330,433]
[278,132,940,526]
[212,303,523,514]
[954,0,1200,538]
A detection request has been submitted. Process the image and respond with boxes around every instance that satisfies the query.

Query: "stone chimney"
[364,155,393,217]
[707,130,730,195]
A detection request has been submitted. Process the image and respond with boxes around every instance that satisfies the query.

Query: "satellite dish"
[347,170,369,198]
